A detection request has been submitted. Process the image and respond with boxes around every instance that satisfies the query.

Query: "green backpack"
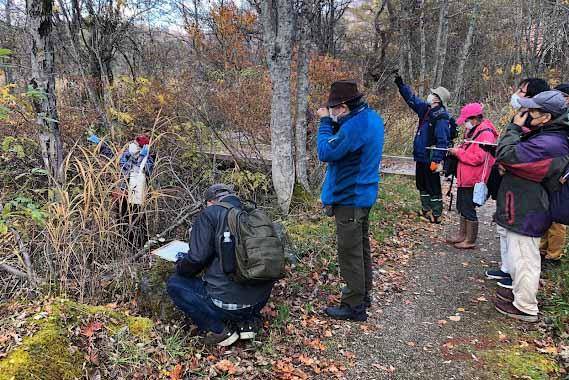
[218,202,285,284]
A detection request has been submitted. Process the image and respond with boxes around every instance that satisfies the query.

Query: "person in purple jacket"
[493,91,569,322]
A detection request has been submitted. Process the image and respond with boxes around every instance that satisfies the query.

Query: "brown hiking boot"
[494,300,538,323]
[496,287,514,303]
[454,220,478,249]
[446,216,466,244]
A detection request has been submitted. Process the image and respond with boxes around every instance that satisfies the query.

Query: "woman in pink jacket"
[446,103,498,249]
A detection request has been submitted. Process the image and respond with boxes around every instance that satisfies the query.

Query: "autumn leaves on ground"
[1,175,566,379]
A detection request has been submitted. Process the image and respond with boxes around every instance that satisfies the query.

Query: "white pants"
[497,225,510,273]
[506,229,541,315]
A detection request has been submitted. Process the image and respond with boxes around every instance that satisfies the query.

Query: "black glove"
[394,75,403,87]
[480,143,497,157]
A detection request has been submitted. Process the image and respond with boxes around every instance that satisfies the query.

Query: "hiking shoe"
[237,320,258,340]
[494,300,538,323]
[324,303,367,321]
[431,215,443,224]
[364,294,372,309]
[203,327,239,347]
[497,278,513,289]
[485,269,511,280]
[496,287,514,303]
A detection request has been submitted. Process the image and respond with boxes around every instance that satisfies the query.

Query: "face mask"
[465,121,475,130]
[427,94,436,106]
[523,113,534,128]
[327,108,338,123]
[128,142,140,155]
[510,93,522,110]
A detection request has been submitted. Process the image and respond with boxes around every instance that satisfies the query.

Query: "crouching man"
[167,184,273,347]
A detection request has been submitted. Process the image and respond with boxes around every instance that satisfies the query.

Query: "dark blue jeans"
[167,274,267,333]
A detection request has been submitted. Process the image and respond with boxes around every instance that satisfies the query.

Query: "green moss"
[481,347,559,380]
[0,315,83,380]
[137,259,181,321]
[57,299,153,339]
[125,316,153,338]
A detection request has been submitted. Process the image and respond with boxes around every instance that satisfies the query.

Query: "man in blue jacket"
[395,75,451,223]
[317,80,385,321]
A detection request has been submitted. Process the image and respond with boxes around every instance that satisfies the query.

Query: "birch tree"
[294,2,313,193]
[27,0,65,186]
[418,0,427,96]
[453,1,480,103]
[431,0,449,89]
[2,0,14,85]
[259,0,295,213]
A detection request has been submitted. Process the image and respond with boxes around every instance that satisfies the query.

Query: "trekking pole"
[447,175,455,211]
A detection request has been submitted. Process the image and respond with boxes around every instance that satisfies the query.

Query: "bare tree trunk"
[397,0,407,75]
[295,9,312,193]
[3,0,14,85]
[28,0,64,186]
[453,1,480,104]
[418,0,427,96]
[406,29,413,82]
[260,0,295,214]
[328,0,335,56]
[433,0,449,88]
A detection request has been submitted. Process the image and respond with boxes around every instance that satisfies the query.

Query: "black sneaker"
[364,294,372,309]
[485,269,511,280]
[203,327,239,347]
[431,214,442,224]
[324,303,367,321]
[237,320,258,340]
[497,278,513,289]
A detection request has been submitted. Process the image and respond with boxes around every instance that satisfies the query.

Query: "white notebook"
[151,240,189,262]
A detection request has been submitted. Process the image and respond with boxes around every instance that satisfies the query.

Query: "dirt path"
[335,201,509,379]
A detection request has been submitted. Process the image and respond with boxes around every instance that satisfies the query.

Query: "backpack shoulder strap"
[217,202,236,210]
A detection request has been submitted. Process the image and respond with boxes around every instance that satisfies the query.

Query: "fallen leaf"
[448,315,461,322]
[82,322,103,337]
[407,341,416,347]
[457,308,465,312]
[170,364,183,380]
[298,354,314,366]
[537,346,558,355]
[477,296,487,302]
[215,359,237,375]
[372,364,396,373]
[437,320,448,327]
[343,351,355,359]
[305,339,326,351]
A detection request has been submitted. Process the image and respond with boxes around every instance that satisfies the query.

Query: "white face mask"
[510,93,522,110]
[329,107,344,123]
[427,94,437,106]
[128,142,140,155]
[465,121,475,130]
[328,108,338,123]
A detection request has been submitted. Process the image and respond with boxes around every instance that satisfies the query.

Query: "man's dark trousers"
[167,274,267,333]
[333,206,372,306]
[415,162,443,216]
